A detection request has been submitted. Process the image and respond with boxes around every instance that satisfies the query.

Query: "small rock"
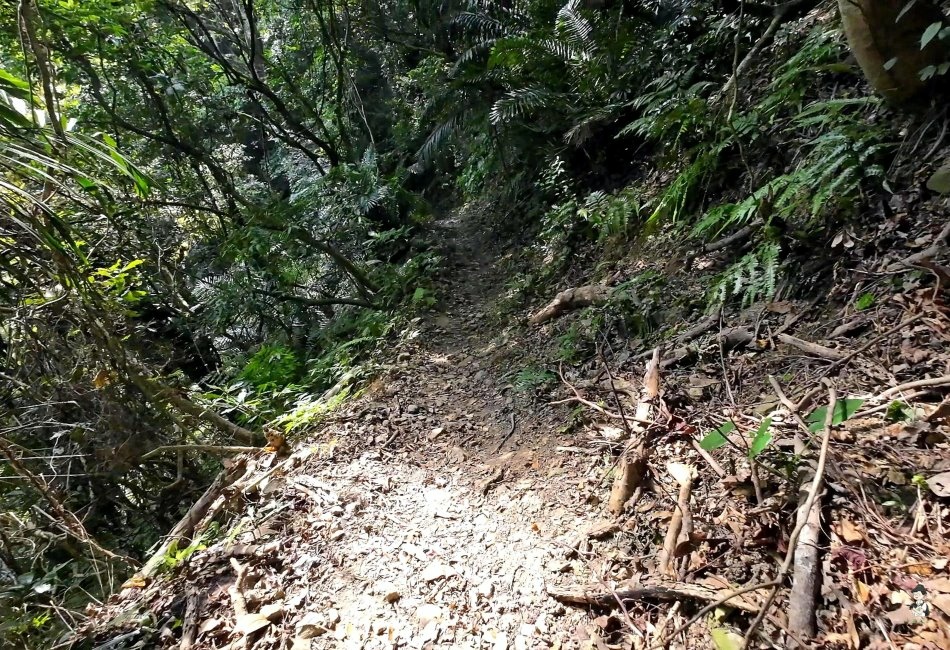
[476,580,495,598]
[329,530,345,541]
[406,404,420,414]
[421,561,457,582]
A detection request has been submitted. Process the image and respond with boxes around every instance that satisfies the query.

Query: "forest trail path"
[275,206,597,649]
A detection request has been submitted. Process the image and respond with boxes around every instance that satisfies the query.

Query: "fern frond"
[709,242,782,307]
[453,11,505,36]
[556,0,595,59]
[489,87,561,125]
[414,116,461,169]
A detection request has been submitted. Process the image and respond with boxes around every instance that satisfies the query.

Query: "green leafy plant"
[160,537,206,572]
[885,400,912,422]
[855,292,875,311]
[511,366,555,392]
[806,398,865,432]
[411,287,437,309]
[700,418,773,459]
[701,397,865,457]
[239,344,300,391]
[700,420,736,452]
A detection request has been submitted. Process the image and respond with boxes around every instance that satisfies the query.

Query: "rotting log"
[530,285,610,325]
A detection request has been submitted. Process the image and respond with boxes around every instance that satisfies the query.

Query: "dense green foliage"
[0,0,946,645]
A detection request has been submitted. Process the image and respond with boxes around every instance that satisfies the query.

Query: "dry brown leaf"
[931,593,950,617]
[92,368,111,388]
[198,618,223,635]
[854,580,872,605]
[885,605,915,625]
[924,578,950,594]
[926,471,950,497]
[234,612,271,636]
[907,563,935,577]
[837,519,866,544]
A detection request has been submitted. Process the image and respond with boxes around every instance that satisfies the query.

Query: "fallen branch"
[894,221,950,270]
[821,313,925,377]
[141,445,261,461]
[650,581,780,649]
[744,380,837,645]
[548,580,761,613]
[608,347,661,515]
[530,285,610,325]
[585,520,621,540]
[829,316,868,339]
[228,558,250,650]
[878,374,950,401]
[704,223,759,252]
[720,327,754,349]
[131,459,248,581]
[690,438,725,477]
[776,333,848,361]
[180,591,202,650]
[677,310,721,343]
[551,368,654,426]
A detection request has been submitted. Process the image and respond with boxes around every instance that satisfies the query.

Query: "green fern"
[490,86,564,125]
[556,0,595,58]
[710,242,781,307]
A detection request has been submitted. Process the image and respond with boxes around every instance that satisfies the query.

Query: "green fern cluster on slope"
[642,27,891,307]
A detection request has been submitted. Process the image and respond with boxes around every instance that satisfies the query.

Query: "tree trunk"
[838,0,948,104]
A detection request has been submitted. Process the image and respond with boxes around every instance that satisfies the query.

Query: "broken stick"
[744,380,837,646]
[608,347,661,515]
[776,333,848,361]
[656,463,696,577]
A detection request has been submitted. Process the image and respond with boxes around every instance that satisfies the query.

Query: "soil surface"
[84,202,950,650]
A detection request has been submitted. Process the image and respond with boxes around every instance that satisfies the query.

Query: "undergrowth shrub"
[240,344,300,390]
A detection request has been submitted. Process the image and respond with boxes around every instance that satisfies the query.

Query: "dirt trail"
[282,207,596,649]
[253,207,601,649]
[129,207,602,650]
